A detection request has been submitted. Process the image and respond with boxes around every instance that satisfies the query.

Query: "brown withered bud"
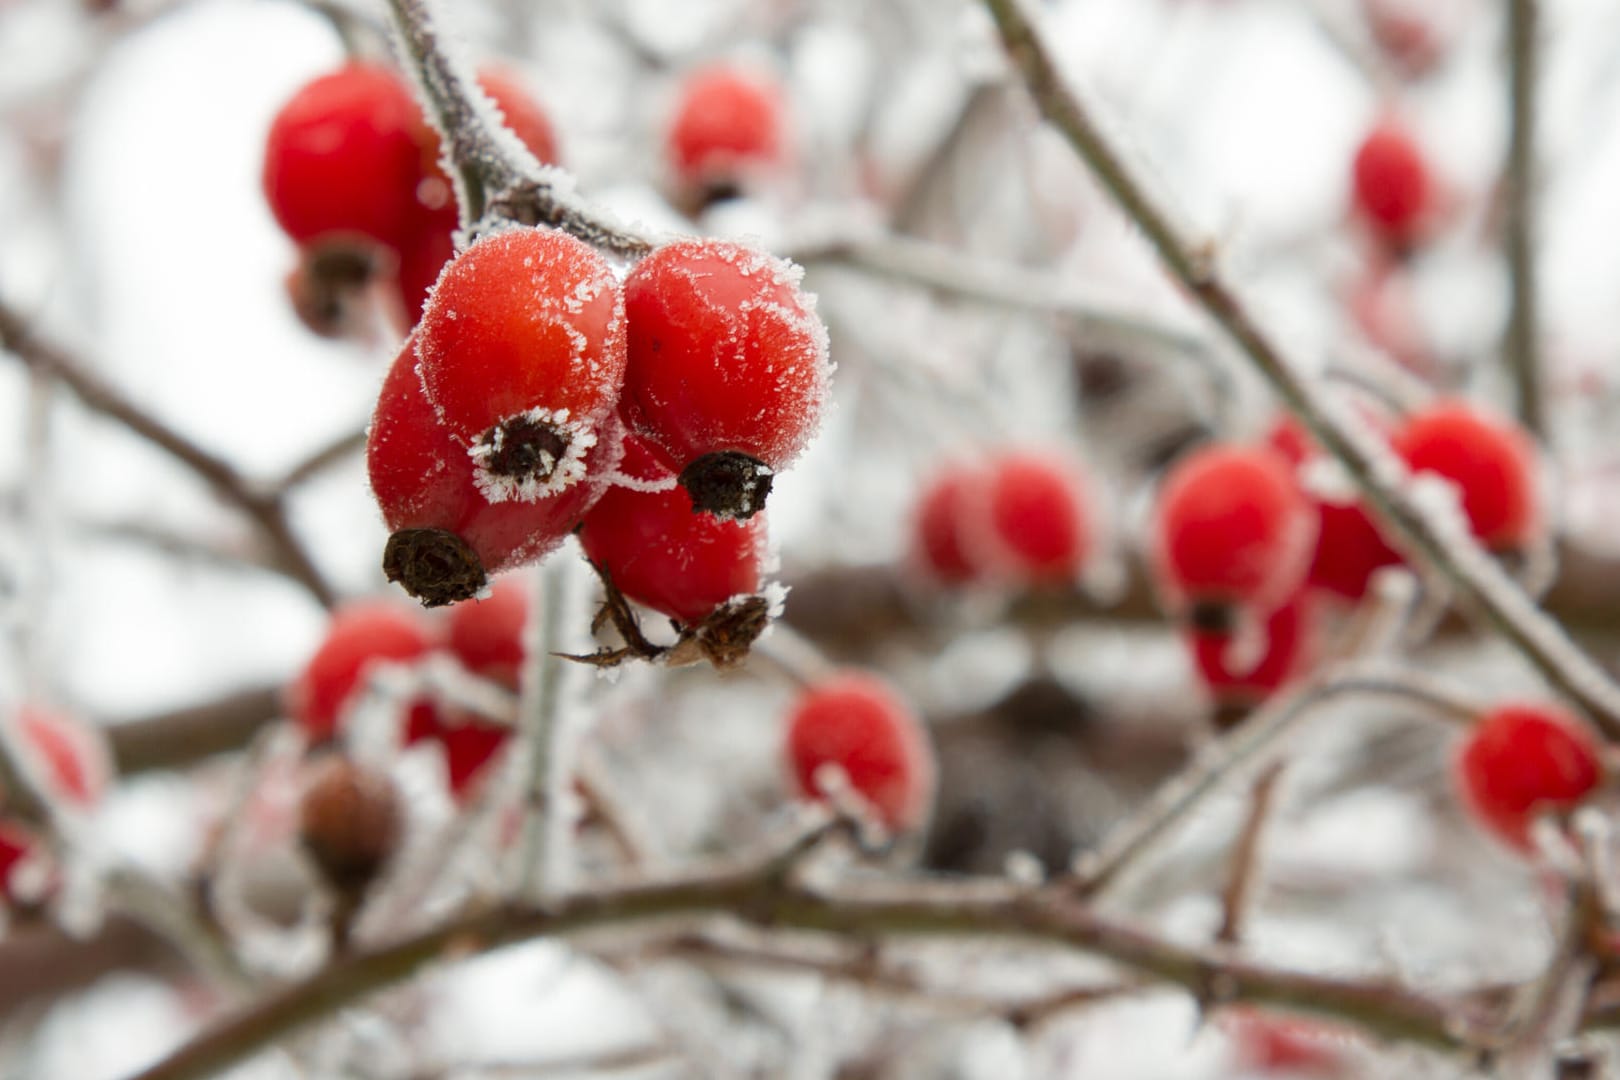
[298,756,402,899]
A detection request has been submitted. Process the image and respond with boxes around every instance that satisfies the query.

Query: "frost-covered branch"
[1069,666,1475,899]
[123,815,1498,1080]
[383,0,659,256]
[1504,0,1544,436]
[0,301,338,609]
[980,0,1620,739]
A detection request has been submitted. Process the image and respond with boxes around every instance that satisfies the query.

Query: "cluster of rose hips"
[289,585,528,802]
[0,706,109,910]
[264,61,561,334]
[368,226,827,638]
[908,448,1096,590]
[1148,403,1609,850]
[291,589,935,836]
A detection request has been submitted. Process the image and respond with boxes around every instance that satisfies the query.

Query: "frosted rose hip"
[445,575,528,690]
[620,238,829,519]
[416,228,627,503]
[369,335,622,606]
[1456,704,1602,849]
[785,672,936,833]
[667,64,786,189]
[577,436,766,626]
[967,450,1094,586]
[1392,402,1539,552]
[263,63,426,249]
[1151,444,1317,624]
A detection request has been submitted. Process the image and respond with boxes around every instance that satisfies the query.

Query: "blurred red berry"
[1456,703,1602,849]
[416,228,626,503]
[1227,1009,1351,1077]
[577,436,766,626]
[1187,594,1315,708]
[910,464,983,586]
[1351,120,1431,247]
[438,718,512,801]
[1151,444,1317,622]
[446,575,529,691]
[1391,402,1539,552]
[785,672,935,833]
[0,821,44,906]
[15,705,109,807]
[967,450,1094,587]
[1306,498,1404,602]
[263,63,426,250]
[369,336,623,607]
[620,238,828,519]
[667,63,785,188]
[287,601,436,743]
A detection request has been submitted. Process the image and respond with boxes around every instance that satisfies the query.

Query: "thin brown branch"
[1504,0,1545,437]
[123,821,1491,1080]
[274,427,367,493]
[980,0,1620,739]
[1216,762,1287,947]
[0,302,337,609]
[1069,667,1471,899]
[107,685,284,775]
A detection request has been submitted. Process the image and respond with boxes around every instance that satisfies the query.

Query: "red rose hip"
[1456,703,1602,849]
[445,575,529,690]
[263,63,427,249]
[577,436,766,626]
[1151,444,1317,625]
[909,463,983,587]
[1351,119,1431,247]
[288,602,437,743]
[369,335,623,606]
[1392,402,1540,553]
[620,238,829,519]
[967,449,1094,587]
[666,63,786,191]
[785,672,936,833]
[416,228,627,503]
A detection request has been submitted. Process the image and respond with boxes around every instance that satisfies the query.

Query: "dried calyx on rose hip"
[1391,401,1540,555]
[1455,703,1603,850]
[620,238,828,521]
[288,601,437,743]
[665,62,787,209]
[416,228,627,504]
[1150,443,1317,630]
[785,671,936,835]
[369,334,623,606]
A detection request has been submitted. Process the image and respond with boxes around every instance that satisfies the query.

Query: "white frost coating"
[470,407,598,503]
[602,467,678,494]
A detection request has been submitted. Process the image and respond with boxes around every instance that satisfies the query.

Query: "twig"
[1504,0,1544,436]
[1069,666,1472,899]
[515,559,576,899]
[0,302,337,609]
[979,0,1620,739]
[788,225,1210,358]
[382,0,658,256]
[122,817,1497,1080]
[1215,761,1286,947]
[274,428,368,493]
[107,685,284,776]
